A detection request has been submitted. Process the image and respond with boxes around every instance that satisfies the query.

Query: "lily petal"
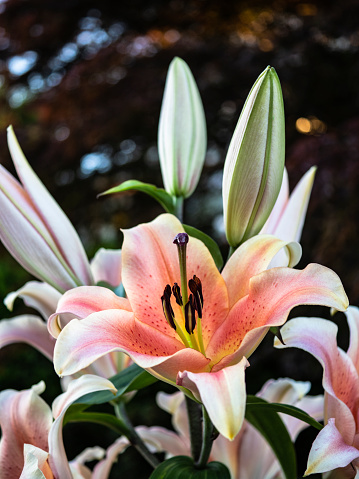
[208,263,348,367]
[177,357,248,440]
[20,445,53,479]
[0,315,54,360]
[260,167,289,235]
[0,382,52,479]
[275,316,359,445]
[48,285,131,338]
[48,375,117,479]
[91,248,122,287]
[346,306,359,374]
[5,281,61,320]
[305,419,359,476]
[221,234,302,307]
[7,126,93,286]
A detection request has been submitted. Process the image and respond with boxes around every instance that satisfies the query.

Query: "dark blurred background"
[1,0,359,477]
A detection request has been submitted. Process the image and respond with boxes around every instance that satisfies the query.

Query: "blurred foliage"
[0,0,358,477]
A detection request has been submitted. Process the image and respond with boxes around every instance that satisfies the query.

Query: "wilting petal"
[5,281,61,320]
[0,315,54,360]
[7,126,93,286]
[0,382,52,479]
[122,214,228,346]
[305,419,359,476]
[48,285,131,338]
[20,445,54,479]
[91,248,122,287]
[275,317,359,445]
[208,263,348,367]
[48,375,117,479]
[221,234,301,308]
[346,307,359,374]
[177,358,248,440]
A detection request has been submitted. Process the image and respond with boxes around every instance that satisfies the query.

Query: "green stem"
[185,396,203,462]
[196,406,216,468]
[227,244,236,261]
[114,401,160,469]
[174,196,184,222]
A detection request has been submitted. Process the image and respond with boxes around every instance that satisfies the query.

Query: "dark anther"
[161,285,176,330]
[188,275,203,318]
[184,294,196,334]
[172,283,183,306]
[173,232,189,246]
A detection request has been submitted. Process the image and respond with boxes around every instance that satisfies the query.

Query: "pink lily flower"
[274,306,359,477]
[53,213,348,440]
[0,375,116,479]
[0,126,94,292]
[140,377,323,479]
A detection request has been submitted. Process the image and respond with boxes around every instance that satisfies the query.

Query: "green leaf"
[99,180,175,214]
[149,456,230,479]
[245,396,297,479]
[73,364,157,406]
[246,395,323,431]
[183,224,224,270]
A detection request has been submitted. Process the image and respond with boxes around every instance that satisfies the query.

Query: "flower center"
[161,232,205,355]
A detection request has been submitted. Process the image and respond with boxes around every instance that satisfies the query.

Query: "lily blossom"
[53,213,348,440]
[0,375,117,479]
[143,378,323,479]
[274,306,359,477]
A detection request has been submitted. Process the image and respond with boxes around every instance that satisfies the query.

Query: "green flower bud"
[158,57,207,199]
[222,66,285,248]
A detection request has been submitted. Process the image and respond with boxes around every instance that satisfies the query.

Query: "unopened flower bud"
[158,57,207,199]
[222,66,285,248]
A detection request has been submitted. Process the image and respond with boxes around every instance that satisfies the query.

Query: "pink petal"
[7,126,93,286]
[207,263,349,367]
[260,167,289,235]
[5,281,61,320]
[346,306,359,374]
[0,315,55,360]
[275,316,359,445]
[157,391,189,440]
[0,382,53,479]
[122,213,228,347]
[91,248,122,287]
[48,375,116,479]
[305,419,359,475]
[48,285,131,338]
[177,358,248,440]
[20,445,54,479]
[221,234,301,308]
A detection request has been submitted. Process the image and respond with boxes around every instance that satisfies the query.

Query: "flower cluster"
[0,58,354,479]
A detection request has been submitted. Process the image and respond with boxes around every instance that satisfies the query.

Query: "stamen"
[185,295,196,334]
[172,283,183,306]
[161,285,176,330]
[188,275,203,318]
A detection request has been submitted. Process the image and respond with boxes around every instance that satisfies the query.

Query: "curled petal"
[305,419,359,476]
[48,375,117,479]
[20,445,53,479]
[177,358,248,441]
[0,315,55,360]
[5,281,61,320]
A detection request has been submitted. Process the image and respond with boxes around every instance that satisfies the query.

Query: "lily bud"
[158,57,207,198]
[222,66,285,248]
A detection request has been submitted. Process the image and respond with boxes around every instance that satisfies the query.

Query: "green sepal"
[149,456,230,479]
[245,395,297,479]
[72,364,157,406]
[246,395,323,431]
[183,224,224,270]
[269,326,285,345]
[99,180,175,214]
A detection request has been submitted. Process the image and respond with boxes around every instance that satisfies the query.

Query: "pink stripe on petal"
[207,263,348,366]
[306,419,359,475]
